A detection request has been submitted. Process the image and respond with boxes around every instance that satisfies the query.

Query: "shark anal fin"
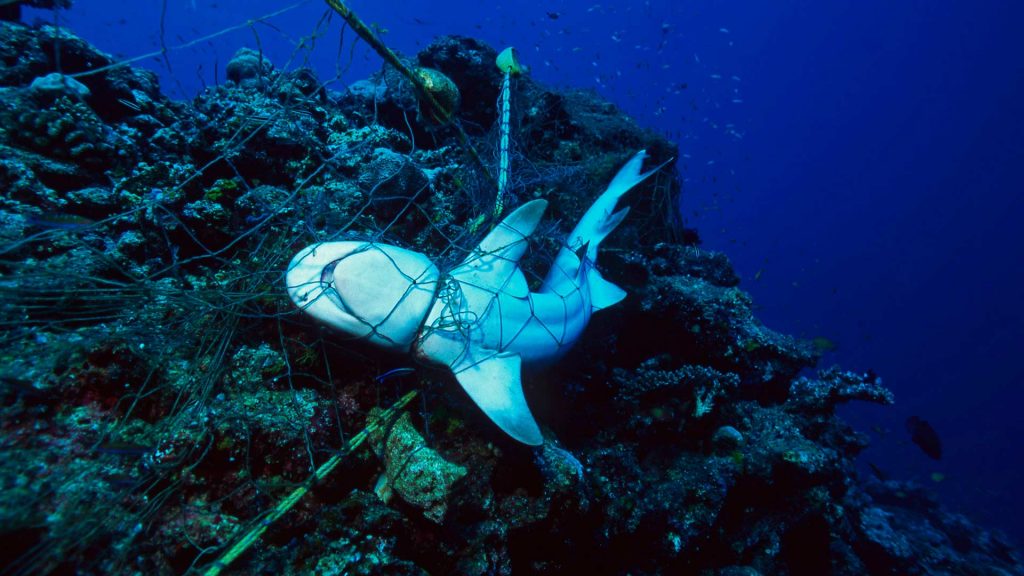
[452,351,543,445]
[588,268,627,311]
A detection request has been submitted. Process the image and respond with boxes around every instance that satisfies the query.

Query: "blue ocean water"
[24,0,1024,546]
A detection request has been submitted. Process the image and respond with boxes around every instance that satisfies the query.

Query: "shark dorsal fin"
[449,200,547,298]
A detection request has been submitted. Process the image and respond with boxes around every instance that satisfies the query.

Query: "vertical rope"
[495,70,512,218]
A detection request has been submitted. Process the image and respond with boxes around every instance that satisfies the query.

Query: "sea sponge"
[368,408,466,523]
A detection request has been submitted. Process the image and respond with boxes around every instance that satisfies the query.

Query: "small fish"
[811,337,837,353]
[719,27,730,34]
[373,474,393,502]
[26,213,95,230]
[117,98,142,112]
[374,367,416,384]
[546,11,560,20]
[867,462,888,481]
[906,416,942,460]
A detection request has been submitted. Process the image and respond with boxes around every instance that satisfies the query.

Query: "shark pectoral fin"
[588,268,627,311]
[452,352,544,445]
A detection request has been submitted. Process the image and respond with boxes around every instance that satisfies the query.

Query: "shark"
[286,150,667,445]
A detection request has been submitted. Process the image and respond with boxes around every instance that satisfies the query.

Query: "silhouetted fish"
[906,416,942,460]
[374,367,416,384]
[26,213,95,230]
[867,461,889,481]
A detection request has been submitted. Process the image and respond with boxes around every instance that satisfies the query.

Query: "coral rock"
[368,409,466,523]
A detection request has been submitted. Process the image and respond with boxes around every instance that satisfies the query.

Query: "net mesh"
[0,3,679,574]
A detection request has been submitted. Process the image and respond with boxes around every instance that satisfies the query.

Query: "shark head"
[286,241,440,350]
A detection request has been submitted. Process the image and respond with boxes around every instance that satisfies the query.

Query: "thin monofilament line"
[69,0,313,79]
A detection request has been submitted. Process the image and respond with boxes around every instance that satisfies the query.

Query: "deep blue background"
[26,0,1024,544]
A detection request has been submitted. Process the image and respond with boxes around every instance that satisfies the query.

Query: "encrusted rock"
[788,366,895,413]
[712,425,745,453]
[225,47,274,88]
[29,72,90,99]
[368,409,466,523]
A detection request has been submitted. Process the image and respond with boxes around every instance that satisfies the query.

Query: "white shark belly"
[414,276,589,367]
[490,290,591,364]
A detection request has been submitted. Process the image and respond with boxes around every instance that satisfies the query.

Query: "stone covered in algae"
[367,408,467,523]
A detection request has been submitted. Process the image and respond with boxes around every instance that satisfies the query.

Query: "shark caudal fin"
[542,151,671,299]
[571,150,669,262]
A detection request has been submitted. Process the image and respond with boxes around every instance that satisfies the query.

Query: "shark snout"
[286,241,440,350]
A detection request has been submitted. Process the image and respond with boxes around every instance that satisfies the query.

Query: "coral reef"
[0,21,1020,576]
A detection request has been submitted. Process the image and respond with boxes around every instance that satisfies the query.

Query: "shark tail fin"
[574,150,672,262]
[542,150,672,295]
